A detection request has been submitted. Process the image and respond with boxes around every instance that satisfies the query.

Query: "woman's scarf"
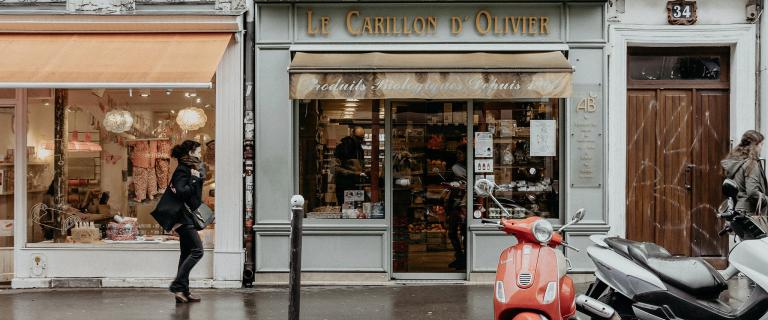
[179,155,202,169]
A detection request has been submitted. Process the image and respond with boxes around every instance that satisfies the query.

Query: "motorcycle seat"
[604,237,727,299]
[604,237,671,259]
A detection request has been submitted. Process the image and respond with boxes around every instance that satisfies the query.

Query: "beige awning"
[0,33,232,88]
[0,15,241,33]
[289,52,573,99]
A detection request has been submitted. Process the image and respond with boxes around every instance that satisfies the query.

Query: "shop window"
[25,88,216,247]
[0,104,15,280]
[473,99,561,220]
[298,99,385,219]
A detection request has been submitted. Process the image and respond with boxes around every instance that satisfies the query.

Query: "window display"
[298,99,385,219]
[0,105,16,280]
[473,100,561,220]
[25,88,216,246]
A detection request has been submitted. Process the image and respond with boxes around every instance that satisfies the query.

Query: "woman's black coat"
[171,163,204,225]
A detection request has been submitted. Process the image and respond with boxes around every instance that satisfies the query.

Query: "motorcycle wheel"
[590,290,636,320]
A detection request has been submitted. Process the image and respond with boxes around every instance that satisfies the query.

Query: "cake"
[71,222,101,243]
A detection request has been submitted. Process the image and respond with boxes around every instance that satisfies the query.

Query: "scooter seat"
[604,238,727,299]
[604,237,672,259]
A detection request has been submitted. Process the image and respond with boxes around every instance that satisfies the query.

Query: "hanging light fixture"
[176,107,207,131]
[103,110,134,133]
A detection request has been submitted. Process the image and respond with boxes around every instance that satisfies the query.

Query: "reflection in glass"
[391,101,468,273]
[298,100,385,219]
[629,55,721,81]
[26,88,216,246]
[473,100,560,220]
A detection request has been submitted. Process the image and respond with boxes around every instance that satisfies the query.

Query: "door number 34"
[667,1,697,25]
[672,5,692,18]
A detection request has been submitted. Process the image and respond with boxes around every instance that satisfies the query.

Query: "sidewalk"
[1,285,498,320]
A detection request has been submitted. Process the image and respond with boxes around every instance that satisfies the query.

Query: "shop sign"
[306,9,551,37]
[570,88,603,188]
[294,4,563,43]
[289,72,571,100]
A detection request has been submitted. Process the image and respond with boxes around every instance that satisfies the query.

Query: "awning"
[289,52,573,100]
[0,15,241,33]
[0,33,232,88]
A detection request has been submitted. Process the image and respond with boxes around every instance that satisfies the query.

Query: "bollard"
[288,195,304,320]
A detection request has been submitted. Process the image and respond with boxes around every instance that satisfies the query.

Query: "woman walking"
[722,130,768,215]
[168,140,205,303]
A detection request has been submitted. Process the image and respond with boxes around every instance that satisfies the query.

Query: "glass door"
[391,101,468,277]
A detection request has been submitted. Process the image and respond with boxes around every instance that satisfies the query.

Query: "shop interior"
[298,98,561,274]
[0,88,217,248]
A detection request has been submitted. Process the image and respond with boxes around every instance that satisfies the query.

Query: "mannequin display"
[130,141,158,202]
[155,140,172,193]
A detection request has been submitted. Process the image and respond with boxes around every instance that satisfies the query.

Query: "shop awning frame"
[0,33,232,89]
[288,51,575,74]
[288,51,574,100]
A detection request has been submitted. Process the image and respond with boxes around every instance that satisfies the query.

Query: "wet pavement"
[1,285,500,320]
[0,280,753,320]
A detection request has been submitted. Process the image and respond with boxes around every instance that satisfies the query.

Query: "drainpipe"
[242,0,256,287]
[759,0,767,138]
[748,0,764,133]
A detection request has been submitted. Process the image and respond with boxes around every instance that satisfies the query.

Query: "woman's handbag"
[183,202,214,231]
[151,188,184,232]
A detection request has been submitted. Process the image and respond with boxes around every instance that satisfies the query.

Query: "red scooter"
[474,179,586,320]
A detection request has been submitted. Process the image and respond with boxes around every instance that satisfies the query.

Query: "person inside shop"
[446,145,468,270]
[168,140,206,303]
[722,130,768,215]
[333,126,367,205]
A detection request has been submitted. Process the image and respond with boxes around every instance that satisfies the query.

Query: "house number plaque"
[667,1,697,25]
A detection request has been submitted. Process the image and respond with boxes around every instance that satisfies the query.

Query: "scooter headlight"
[532,220,554,243]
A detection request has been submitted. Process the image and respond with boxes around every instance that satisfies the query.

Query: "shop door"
[390,101,468,279]
[626,89,730,261]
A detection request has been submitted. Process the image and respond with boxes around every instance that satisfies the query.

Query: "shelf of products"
[473,100,561,220]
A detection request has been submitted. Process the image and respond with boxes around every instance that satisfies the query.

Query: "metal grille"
[517,273,533,287]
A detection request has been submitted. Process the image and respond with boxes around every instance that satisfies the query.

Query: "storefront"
[0,14,245,288]
[254,1,608,283]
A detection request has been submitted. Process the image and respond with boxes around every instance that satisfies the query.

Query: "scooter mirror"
[573,209,586,222]
[474,179,493,198]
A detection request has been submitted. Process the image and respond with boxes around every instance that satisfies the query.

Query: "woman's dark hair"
[171,140,202,159]
[727,130,765,174]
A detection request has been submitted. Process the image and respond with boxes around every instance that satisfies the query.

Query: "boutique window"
[298,99,385,219]
[472,99,561,220]
[24,88,217,246]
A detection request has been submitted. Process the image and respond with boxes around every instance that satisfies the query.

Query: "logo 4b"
[577,93,598,113]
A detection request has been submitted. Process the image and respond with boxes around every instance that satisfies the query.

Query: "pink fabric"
[156,159,171,191]
[133,166,158,202]
[130,141,152,168]
[157,140,172,159]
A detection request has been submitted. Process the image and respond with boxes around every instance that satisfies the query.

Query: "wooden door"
[626,89,729,258]
[691,90,730,258]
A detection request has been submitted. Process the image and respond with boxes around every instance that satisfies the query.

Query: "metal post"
[288,195,304,320]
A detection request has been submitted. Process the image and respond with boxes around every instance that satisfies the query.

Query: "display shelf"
[0,162,49,166]
[0,189,47,196]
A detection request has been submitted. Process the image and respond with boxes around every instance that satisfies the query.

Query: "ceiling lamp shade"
[176,107,207,131]
[103,110,134,133]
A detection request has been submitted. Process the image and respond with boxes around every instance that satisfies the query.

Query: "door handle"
[685,164,695,191]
